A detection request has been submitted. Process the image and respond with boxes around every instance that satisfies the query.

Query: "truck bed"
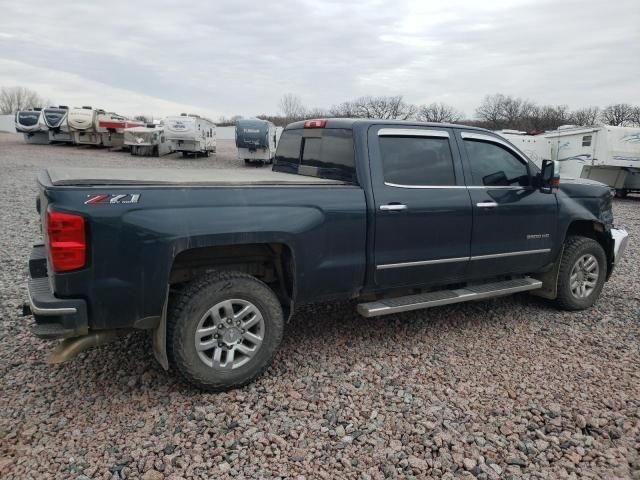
[45,167,346,186]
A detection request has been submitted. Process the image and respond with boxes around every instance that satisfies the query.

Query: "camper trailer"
[15,109,50,144]
[235,119,277,164]
[498,125,640,197]
[68,106,103,145]
[97,112,145,149]
[41,106,73,143]
[124,125,174,157]
[164,114,216,157]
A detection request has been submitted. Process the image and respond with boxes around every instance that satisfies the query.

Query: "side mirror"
[540,159,560,193]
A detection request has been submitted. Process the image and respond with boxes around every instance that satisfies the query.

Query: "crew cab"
[27,118,629,391]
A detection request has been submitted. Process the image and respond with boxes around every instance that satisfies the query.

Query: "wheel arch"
[152,241,296,370]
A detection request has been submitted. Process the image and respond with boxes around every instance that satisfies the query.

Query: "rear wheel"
[167,271,284,391]
[555,236,606,310]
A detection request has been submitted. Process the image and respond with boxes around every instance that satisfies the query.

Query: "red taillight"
[47,210,86,272]
[303,119,327,129]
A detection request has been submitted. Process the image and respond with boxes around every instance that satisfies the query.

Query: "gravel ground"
[0,132,639,479]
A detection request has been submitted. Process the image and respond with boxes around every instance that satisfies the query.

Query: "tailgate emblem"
[85,194,140,205]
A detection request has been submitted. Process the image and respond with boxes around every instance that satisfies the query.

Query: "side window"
[379,135,456,186]
[582,135,592,147]
[274,128,355,182]
[464,140,530,187]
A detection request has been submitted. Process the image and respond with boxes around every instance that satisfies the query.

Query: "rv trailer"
[164,114,216,157]
[41,106,73,143]
[97,112,145,149]
[235,119,277,165]
[124,125,174,156]
[15,109,50,144]
[498,125,640,197]
[67,106,103,145]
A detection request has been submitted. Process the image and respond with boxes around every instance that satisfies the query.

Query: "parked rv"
[235,119,278,165]
[41,106,73,143]
[97,112,145,149]
[125,125,174,156]
[15,109,50,144]
[498,125,640,197]
[165,114,216,157]
[68,106,103,146]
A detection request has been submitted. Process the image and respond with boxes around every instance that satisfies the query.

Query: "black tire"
[244,159,250,165]
[167,271,284,391]
[555,236,606,311]
[615,188,628,199]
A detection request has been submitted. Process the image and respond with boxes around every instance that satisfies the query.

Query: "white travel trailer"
[41,106,73,143]
[164,114,216,157]
[15,109,50,144]
[68,106,103,145]
[498,125,640,197]
[97,112,145,149]
[124,125,174,157]
[235,119,278,165]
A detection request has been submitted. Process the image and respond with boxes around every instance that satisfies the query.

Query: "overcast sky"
[0,0,638,119]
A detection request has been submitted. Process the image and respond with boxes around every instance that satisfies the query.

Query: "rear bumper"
[27,245,88,339]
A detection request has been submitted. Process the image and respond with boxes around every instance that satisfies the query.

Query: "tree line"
[4,85,639,132]
[254,93,640,131]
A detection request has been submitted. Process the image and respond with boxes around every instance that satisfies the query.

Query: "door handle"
[477,201,498,208]
[380,203,408,211]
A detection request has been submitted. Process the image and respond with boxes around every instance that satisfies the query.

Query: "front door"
[369,125,472,289]
[456,131,558,278]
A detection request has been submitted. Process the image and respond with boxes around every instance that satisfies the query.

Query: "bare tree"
[133,114,153,123]
[0,86,50,114]
[332,96,416,120]
[630,106,640,127]
[601,103,634,126]
[475,94,507,129]
[416,102,462,123]
[279,93,307,120]
[570,107,600,126]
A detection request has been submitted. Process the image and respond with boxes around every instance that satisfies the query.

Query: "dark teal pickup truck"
[27,118,629,390]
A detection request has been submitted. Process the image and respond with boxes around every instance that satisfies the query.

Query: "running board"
[357,277,542,318]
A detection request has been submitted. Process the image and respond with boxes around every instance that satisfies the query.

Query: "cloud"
[0,0,638,119]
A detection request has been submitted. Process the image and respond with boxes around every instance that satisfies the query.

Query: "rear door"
[456,131,558,278]
[368,125,472,289]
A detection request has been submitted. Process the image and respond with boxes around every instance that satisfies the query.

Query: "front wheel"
[167,271,284,391]
[555,236,606,310]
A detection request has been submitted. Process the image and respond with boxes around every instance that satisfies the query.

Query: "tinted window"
[274,128,355,182]
[379,136,456,186]
[582,135,592,147]
[273,129,302,174]
[464,140,530,187]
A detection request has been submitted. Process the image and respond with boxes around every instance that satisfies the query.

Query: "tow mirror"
[540,159,560,193]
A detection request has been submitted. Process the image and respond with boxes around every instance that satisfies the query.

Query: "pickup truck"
[27,118,629,391]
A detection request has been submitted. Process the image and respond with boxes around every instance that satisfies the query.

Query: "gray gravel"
[0,132,639,479]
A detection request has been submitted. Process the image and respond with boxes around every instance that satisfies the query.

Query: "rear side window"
[379,136,456,186]
[274,128,356,182]
[464,140,530,187]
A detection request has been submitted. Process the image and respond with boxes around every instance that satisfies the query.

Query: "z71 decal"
[85,193,140,205]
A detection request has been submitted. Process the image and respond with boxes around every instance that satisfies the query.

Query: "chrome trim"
[378,128,449,138]
[384,182,465,189]
[377,256,469,270]
[470,248,551,261]
[477,201,498,208]
[377,248,551,270]
[610,228,629,264]
[467,186,526,190]
[379,204,408,211]
[27,285,77,316]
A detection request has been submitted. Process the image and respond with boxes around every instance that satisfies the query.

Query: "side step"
[357,277,542,318]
